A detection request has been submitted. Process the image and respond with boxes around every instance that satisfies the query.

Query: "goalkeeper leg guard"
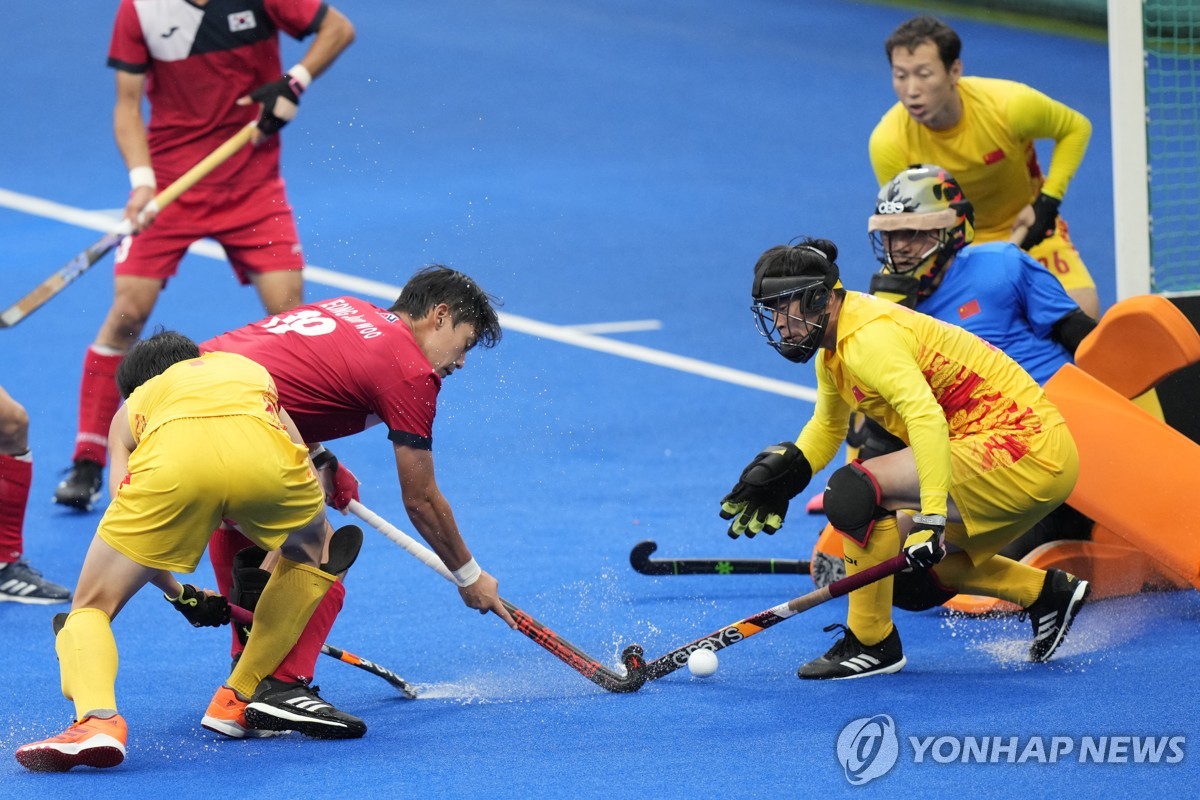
[226,557,334,699]
[56,608,119,721]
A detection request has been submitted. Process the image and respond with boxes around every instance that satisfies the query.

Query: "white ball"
[686,648,719,677]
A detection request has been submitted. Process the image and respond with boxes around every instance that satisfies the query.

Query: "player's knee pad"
[321,524,364,576]
[892,569,957,611]
[846,415,906,462]
[230,546,270,645]
[824,461,889,547]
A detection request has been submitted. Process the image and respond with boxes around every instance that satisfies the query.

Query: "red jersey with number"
[202,297,440,448]
[107,0,326,188]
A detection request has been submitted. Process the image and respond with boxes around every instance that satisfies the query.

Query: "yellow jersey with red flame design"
[796,292,1065,517]
[124,351,285,444]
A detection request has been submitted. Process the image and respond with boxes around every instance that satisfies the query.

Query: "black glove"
[868,271,919,309]
[719,442,812,539]
[246,73,305,136]
[165,584,231,628]
[1018,193,1061,251]
[903,514,947,570]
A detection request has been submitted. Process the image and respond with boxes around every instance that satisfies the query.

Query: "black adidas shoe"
[1023,569,1091,663]
[0,560,71,604]
[244,677,366,739]
[53,459,104,512]
[797,623,906,680]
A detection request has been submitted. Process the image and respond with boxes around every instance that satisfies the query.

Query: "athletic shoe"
[1023,569,1091,663]
[53,459,104,512]
[797,623,906,680]
[0,560,71,604]
[245,677,366,739]
[15,714,127,772]
[201,685,284,739]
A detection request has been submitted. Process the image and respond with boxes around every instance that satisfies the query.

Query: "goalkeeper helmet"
[751,239,840,364]
[868,165,974,300]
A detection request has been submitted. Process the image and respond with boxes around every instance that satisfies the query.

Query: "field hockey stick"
[630,539,811,576]
[227,604,418,699]
[642,553,908,680]
[0,121,257,328]
[347,499,647,694]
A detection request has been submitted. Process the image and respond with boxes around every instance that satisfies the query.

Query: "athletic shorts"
[98,415,324,573]
[113,178,304,286]
[1026,217,1095,293]
[946,421,1080,565]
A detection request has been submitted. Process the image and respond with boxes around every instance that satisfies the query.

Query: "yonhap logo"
[837,714,899,785]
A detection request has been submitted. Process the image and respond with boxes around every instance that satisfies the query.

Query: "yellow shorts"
[1027,217,1095,292]
[98,415,324,572]
[946,422,1079,565]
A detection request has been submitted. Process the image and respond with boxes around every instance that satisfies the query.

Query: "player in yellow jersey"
[16,331,349,772]
[718,239,1091,679]
[870,15,1099,318]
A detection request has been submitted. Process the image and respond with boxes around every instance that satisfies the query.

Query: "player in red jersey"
[55,0,355,512]
[193,265,516,738]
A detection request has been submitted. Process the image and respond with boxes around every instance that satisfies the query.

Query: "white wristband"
[287,64,313,90]
[129,166,156,191]
[451,558,481,588]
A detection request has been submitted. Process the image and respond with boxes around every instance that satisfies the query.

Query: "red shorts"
[114,178,304,285]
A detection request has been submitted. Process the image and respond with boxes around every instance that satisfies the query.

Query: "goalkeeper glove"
[903,514,947,570]
[719,441,812,539]
[165,584,231,628]
[312,446,360,511]
[240,71,306,136]
[1018,193,1061,251]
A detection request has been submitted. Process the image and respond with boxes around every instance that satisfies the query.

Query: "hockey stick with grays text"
[347,499,647,693]
[630,539,810,576]
[0,121,257,328]
[642,553,908,680]
[227,604,418,699]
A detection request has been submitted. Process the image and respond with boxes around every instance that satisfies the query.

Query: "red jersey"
[107,0,326,188]
[202,297,440,448]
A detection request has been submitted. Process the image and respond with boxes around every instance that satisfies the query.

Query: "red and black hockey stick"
[227,604,418,699]
[348,500,646,693]
[640,553,908,680]
[630,539,810,576]
[0,122,256,328]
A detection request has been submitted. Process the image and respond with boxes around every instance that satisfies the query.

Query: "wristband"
[129,166,156,191]
[287,64,313,91]
[311,445,335,471]
[451,558,482,587]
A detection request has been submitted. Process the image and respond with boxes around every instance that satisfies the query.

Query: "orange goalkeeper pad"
[1075,294,1200,398]
[1045,364,1200,590]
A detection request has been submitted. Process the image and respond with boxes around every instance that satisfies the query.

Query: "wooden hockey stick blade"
[629,539,810,575]
[0,121,256,328]
[641,553,908,680]
[228,603,418,699]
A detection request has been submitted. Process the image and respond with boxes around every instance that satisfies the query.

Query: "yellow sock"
[227,557,335,698]
[933,552,1046,607]
[56,608,119,720]
[843,516,900,646]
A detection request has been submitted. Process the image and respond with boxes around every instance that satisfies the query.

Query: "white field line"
[0,187,818,402]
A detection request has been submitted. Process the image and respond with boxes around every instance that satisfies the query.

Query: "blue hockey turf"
[2,1,1196,797]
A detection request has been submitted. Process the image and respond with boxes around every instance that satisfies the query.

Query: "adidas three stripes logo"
[838,654,881,673]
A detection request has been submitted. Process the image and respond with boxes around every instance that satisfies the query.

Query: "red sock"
[0,453,31,561]
[272,580,346,683]
[208,525,253,659]
[73,347,124,466]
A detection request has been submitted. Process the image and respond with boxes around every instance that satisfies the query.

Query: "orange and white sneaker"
[15,714,127,772]
[201,685,283,739]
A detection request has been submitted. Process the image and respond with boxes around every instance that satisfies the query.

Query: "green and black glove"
[719,441,812,539]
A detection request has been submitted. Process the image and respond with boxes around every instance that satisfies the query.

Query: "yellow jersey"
[869,76,1091,242]
[796,292,1063,517]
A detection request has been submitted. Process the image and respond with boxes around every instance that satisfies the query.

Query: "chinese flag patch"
[959,299,982,319]
[983,148,1006,165]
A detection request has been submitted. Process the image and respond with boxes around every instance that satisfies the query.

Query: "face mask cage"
[870,228,945,276]
[751,285,829,363]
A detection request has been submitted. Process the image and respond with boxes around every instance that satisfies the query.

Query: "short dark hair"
[885,16,961,69]
[116,329,201,399]
[390,265,502,348]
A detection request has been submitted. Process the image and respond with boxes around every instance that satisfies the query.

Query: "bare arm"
[296,6,356,80]
[114,70,156,231]
[106,405,135,500]
[394,441,515,627]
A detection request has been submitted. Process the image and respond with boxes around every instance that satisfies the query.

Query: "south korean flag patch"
[228,10,257,32]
